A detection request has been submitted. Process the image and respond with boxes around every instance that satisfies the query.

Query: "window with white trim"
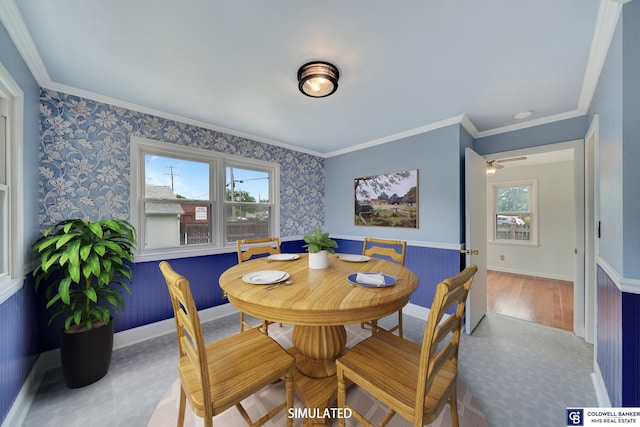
[224,163,273,242]
[0,112,7,283]
[131,136,279,260]
[0,64,25,304]
[490,179,538,246]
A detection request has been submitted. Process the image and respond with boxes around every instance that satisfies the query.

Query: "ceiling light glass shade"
[486,164,497,175]
[297,61,339,98]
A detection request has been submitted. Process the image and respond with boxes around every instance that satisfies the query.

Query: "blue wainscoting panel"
[39,252,240,351]
[333,238,362,255]
[114,253,239,333]
[622,291,640,406]
[0,280,41,424]
[335,238,461,312]
[597,265,622,407]
[404,245,462,310]
[35,238,461,353]
[281,240,307,254]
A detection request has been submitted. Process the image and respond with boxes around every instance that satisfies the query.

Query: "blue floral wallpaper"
[38,89,325,236]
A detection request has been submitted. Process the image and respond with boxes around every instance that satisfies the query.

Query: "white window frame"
[0,63,25,305]
[489,179,538,247]
[223,158,276,241]
[130,136,280,262]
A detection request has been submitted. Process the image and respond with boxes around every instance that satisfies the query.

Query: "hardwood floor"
[486,270,573,331]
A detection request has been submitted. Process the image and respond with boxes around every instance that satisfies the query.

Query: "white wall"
[487,160,575,280]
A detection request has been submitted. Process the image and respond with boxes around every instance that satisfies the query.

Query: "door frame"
[482,139,589,338]
[584,116,598,344]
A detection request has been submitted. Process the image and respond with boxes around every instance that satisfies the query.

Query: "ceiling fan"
[486,156,527,175]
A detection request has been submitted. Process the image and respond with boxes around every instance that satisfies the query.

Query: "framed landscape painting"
[354,169,418,228]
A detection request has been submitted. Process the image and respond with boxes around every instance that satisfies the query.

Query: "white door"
[464,147,488,334]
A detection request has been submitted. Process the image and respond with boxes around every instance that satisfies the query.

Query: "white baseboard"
[4,303,239,427]
[592,362,612,407]
[113,303,237,350]
[403,302,430,320]
[1,356,44,427]
[487,266,573,282]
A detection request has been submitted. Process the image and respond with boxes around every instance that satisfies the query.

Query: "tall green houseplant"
[32,218,137,330]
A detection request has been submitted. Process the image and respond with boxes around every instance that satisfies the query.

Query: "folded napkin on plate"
[355,273,385,286]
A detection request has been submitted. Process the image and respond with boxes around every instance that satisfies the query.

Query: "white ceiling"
[1,0,619,157]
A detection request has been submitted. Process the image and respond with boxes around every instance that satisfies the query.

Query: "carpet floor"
[22,312,597,427]
[146,323,489,427]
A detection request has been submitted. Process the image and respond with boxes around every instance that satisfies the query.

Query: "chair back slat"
[362,237,406,266]
[159,261,213,408]
[440,284,467,314]
[237,237,281,263]
[180,335,201,372]
[415,264,478,414]
[432,314,458,346]
[427,341,456,380]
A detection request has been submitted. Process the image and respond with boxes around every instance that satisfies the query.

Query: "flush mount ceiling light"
[297,61,339,98]
[514,110,533,120]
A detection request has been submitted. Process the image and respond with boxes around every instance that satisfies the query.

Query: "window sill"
[488,240,539,248]
[134,245,238,263]
[0,276,25,305]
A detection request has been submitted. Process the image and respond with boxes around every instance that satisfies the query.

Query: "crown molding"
[0,0,326,159]
[0,0,622,157]
[577,0,624,113]
[324,114,470,158]
[0,0,49,84]
[459,114,479,138]
[42,79,326,158]
[475,109,586,139]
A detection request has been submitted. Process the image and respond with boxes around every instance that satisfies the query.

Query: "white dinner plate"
[339,254,371,263]
[242,270,289,285]
[267,254,300,261]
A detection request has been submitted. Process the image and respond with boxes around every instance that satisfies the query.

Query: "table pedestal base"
[285,348,341,427]
[286,325,348,427]
[292,325,346,378]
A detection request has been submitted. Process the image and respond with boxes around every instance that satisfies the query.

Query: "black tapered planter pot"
[60,321,114,388]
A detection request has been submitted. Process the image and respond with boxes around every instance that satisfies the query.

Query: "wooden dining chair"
[159,261,295,427]
[236,237,281,334]
[361,237,407,336]
[337,264,478,427]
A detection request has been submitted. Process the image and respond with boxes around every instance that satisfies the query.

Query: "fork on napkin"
[355,273,386,286]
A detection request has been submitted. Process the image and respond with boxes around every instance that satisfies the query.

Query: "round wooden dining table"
[218,252,419,423]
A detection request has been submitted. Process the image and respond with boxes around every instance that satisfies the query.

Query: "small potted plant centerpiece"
[303,228,338,269]
[31,218,136,388]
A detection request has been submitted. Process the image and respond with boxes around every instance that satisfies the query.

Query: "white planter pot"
[308,250,329,269]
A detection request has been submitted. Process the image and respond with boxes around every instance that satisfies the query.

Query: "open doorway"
[483,142,584,333]
[487,270,573,331]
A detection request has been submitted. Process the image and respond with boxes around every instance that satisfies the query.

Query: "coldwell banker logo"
[566,408,584,426]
